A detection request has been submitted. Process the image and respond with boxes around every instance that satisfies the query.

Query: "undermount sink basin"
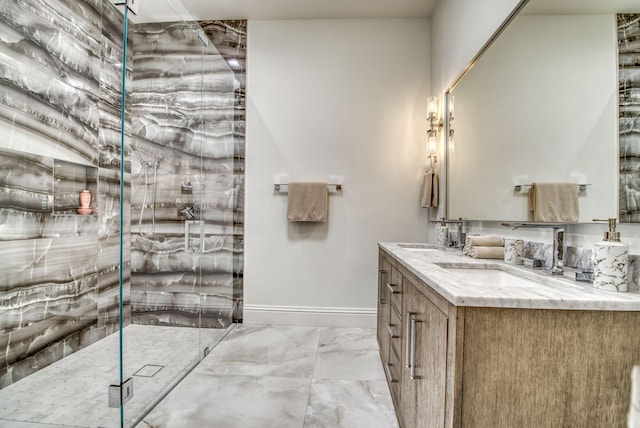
[434,262,547,288]
[397,243,440,252]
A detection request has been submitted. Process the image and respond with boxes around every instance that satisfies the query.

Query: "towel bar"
[514,184,590,192]
[274,183,342,193]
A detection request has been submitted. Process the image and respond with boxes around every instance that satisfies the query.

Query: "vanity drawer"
[388,304,402,361]
[388,267,403,314]
[383,359,401,398]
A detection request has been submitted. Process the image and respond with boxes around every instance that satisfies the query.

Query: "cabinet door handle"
[384,361,397,383]
[386,323,398,338]
[410,318,418,380]
[405,312,413,368]
[386,283,400,294]
[378,269,387,304]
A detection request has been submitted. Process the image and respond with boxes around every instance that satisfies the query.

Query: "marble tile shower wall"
[618,13,640,224]
[130,21,245,328]
[0,0,131,387]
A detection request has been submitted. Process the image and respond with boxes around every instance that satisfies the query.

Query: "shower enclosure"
[0,0,245,426]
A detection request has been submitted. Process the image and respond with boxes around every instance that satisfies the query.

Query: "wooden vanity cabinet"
[378,257,404,395]
[378,250,456,428]
[378,248,640,428]
[377,257,391,365]
[400,276,448,428]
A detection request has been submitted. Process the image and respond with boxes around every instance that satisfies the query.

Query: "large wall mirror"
[446,0,639,223]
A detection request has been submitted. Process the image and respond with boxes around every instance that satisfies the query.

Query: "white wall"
[244,19,431,326]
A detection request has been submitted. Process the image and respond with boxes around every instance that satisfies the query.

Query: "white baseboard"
[243,305,377,328]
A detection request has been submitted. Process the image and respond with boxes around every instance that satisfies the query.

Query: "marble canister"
[437,225,449,247]
[504,239,524,265]
[593,241,629,292]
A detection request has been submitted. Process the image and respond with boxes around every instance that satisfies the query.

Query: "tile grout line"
[300,326,323,428]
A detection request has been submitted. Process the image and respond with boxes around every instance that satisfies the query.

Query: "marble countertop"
[380,242,640,311]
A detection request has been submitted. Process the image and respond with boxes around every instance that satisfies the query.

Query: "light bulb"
[427,96,438,120]
[428,132,437,154]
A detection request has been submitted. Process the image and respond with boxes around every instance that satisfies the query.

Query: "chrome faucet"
[449,220,466,249]
[431,218,466,249]
[501,223,566,275]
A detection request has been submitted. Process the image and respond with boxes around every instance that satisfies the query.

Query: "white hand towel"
[468,235,504,247]
[469,246,505,259]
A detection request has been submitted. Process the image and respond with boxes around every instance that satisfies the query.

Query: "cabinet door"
[377,256,391,364]
[401,277,448,428]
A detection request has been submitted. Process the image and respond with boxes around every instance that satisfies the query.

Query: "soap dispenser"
[592,218,629,292]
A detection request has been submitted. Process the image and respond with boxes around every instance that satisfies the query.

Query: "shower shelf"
[52,159,98,216]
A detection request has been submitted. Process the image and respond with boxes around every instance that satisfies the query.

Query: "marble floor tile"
[202,324,320,378]
[0,422,63,428]
[303,379,399,428]
[313,327,386,381]
[0,325,397,428]
[0,324,229,428]
[140,374,311,428]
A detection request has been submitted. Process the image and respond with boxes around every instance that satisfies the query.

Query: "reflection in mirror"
[446,0,638,223]
[619,14,640,223]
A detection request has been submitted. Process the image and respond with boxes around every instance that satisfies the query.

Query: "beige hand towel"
[468,236,504,247]
[421,171,439,208]
[469,246,505,259]
[529,182,579,222]
[287,182,328,222]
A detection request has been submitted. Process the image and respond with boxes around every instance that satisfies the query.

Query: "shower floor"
[0,324,231,428]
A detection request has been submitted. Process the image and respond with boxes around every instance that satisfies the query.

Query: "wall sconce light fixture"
[427,96,444,169]
[427,96,444,134]
[448,95,455,153]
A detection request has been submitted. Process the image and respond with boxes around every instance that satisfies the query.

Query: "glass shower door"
[0,0,240,426]
[123,1,239,426]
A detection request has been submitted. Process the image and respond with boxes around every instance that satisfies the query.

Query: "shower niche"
[0,146,98,240]
[53,159,98,216]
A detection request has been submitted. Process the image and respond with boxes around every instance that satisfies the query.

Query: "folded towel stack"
[463,235,505,259]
